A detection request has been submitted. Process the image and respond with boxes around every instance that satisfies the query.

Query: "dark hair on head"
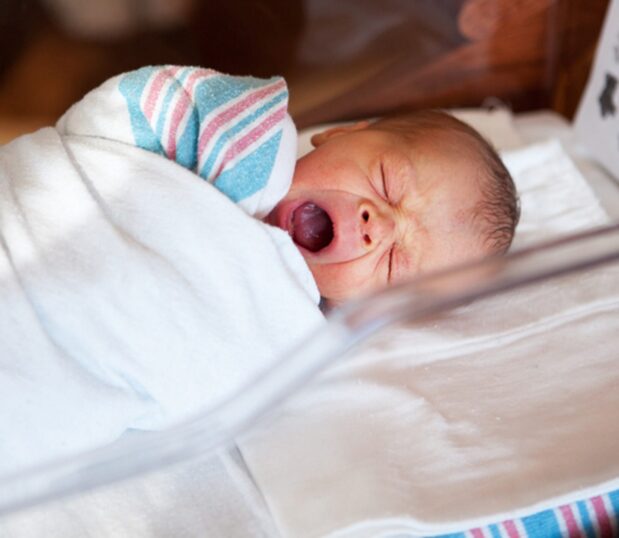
[370,110,520,254]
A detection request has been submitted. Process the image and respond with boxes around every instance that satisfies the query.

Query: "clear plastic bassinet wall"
[0,1,618,536]
[0,224,618,538]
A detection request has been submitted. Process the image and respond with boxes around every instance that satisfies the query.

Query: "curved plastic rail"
[1,222,618,517]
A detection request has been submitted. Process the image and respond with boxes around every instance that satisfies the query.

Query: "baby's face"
[266,123,491,305]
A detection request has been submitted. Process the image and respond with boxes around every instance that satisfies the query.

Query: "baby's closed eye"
[380,163,391,202]
[387,244,395,283]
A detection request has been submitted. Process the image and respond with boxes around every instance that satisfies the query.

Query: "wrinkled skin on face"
[266,122,492,306]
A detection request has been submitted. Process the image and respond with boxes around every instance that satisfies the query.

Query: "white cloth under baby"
[0,128,323,476]
[239,139,619,537]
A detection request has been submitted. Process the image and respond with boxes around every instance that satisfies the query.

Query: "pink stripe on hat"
[213,105,287,178]
[143,66,180,122]
[166,69,215,159]
[197,79,286,163]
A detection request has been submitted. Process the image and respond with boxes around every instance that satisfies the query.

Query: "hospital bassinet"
[1,1,618,536]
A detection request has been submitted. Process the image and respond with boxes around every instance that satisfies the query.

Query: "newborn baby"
[268,111,519,305]
[55,64,519,307]
[0,65,519,473]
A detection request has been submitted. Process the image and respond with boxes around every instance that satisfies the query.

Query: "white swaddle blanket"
[0,109,323,476]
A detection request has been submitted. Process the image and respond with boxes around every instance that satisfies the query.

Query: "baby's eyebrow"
[379,163,386,192]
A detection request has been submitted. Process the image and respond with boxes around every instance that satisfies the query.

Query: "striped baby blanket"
[434,489,619,538]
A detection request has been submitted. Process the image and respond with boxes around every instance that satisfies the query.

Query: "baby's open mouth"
[291,202,334,252]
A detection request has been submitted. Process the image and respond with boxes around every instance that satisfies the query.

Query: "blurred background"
[0,0,610,144]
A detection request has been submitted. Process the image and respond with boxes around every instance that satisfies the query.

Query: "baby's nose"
[359,201,395,250]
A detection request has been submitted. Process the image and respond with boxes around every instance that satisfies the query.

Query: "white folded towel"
[240,140,619,537]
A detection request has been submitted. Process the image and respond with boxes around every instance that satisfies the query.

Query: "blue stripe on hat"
[213,130,282,202]
[198,89,287,181]
[176,107,199,170]
[155,67,191,141]
[488,524,502,538]
[608,491,619,531]
[119,66,165,157]
[576,500,597,538]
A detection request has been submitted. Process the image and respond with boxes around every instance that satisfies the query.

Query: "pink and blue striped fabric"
[430,489,619,538]
[118,65,288,203]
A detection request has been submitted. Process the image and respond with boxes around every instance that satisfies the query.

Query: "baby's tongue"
[291,202,333,252]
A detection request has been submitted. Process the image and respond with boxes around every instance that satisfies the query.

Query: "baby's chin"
[306,263,368,307]
[265,204,346,304]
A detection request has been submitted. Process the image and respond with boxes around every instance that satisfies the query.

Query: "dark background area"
[0,0,610,143]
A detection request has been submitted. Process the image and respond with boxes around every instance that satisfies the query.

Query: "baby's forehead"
[401,121,485,155]
[396,128,494,239]
[370,124,485,181]
[387,126,489,185]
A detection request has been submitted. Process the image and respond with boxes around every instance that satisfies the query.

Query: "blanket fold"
[0,68,322,476]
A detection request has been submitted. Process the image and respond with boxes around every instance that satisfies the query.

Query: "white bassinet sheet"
[513,110,619,220]
[1,110,618,538]
[240,112,619,537]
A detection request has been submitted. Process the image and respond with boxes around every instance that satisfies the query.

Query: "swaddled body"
[0,67,323,475]
[0,65,519,475]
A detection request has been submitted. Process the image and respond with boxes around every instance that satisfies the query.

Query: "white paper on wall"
[574,0,619,180]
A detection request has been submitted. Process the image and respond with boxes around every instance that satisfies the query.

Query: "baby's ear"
[310,120,371,148]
